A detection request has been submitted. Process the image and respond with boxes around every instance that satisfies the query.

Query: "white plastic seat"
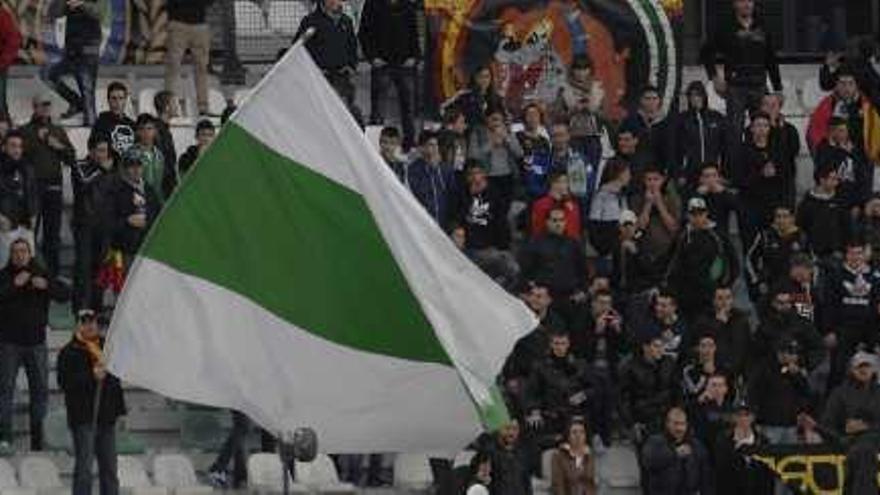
[235,1,266,36]
[393,453,433,491]
[801,77,826,114]
[246,453,308,493]
[118,456,168,495]
[207,89,227,116]
[452,450,475,468]
[0,458,34,495]
[138,88,159,116]
[295,454,355,493]
[595,446,640,489]
[151,454,212,495]
[18,456,64,495]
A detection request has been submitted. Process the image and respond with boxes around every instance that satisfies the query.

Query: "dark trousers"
[0,343,48,449]
[844,433,880,495]
[725,85,766,165]
[73,225,104,314]
[36,180,63,276]
[0,69,8,119]
[210,411,249,487]
[369,65,415,149]
[41,53,98,125]
[71,423,118,495]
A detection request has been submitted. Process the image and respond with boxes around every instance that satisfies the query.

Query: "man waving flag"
[105,40,536,452]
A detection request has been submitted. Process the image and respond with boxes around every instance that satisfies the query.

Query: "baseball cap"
[619,210,638,226]
[687,197,708,212]
[850,351,878,371]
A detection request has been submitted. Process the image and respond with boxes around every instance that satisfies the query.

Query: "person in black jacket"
[674,81,726,189]
[619,336,679,444]
[760,93,801,206]
[164,0,215,116]
[177,119,215,176]
[476,421,534,495]
[42,0,101,125]
[691,162,743,240]
[89,81,136,159]
[71,138,115,314]
[107,155,160,265]
[0,238,69,452]
[815,117,870,211]
[700,0,782,154]
[294,0,361,119]
[821,352,880,495]
[153,90,179,188]
[57,309,126,495]
[745,204,810,301]
[713,402,775,495]
[641,406,713,495]
[618,86,672,175]
[740,112,786,246]
[753,286,824,372]
[358,0,418,150]
[749,339,813,445]
[693,286,751,380]
[0,131,36,267]
[797,163,850,260]
[666,197,739,321]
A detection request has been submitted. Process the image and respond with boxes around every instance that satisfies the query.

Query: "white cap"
[687,196,708,212]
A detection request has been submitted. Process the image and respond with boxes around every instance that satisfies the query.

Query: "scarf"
[74,329,103,369]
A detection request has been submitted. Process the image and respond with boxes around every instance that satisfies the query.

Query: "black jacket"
[57,337,126,426]
[742,141,787,222]
[823,263,880,333]
[796,191,850,257]
[518,233,587,299]
[692,188,742,239]
[749,359,812,426]
[475,434,534,495]
[619,113,673,175]
[815,142,870,209]
[822,379,880,438]
[357,0,418,64]
[641,433,713,495]
[745,227,810,289]
[700,16,782,91]
[675,83,726,184]
[294,7,358,72]
[693,309,751,379]
[666,225,739,315]
[108,176,160,255]
[619,355,679,428]
[166,0,215,24]
[0,261,69,346]
[156,120,178,195]
[502,314,566,382]
[89,112,136,158]
[71,159,115,231]
[713,429,775,495]
[177,145,200,176]
[453,185,510,250]
[0,155,36,227]
[754,309,824,371]
[21,118,76,182]
[526,354,593,416]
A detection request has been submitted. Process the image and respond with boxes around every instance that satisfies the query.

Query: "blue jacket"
[406,159,456,227]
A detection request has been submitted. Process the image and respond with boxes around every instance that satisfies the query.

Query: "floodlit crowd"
[0,0,879,493]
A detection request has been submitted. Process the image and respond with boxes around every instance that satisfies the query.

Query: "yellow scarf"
[74,329,103,368]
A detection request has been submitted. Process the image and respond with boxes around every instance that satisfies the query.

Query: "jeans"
[41,54,97,125]
[0,343,48,449]
[210,411,249,487]
[369,65,415,149]
[761,425,798,445]
[73,226,105,314]
[36,180,63,276]
[71,423,118,495]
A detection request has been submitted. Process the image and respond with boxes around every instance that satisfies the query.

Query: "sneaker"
[60,106,82,120]
[0,441,12,457]
[207,470,228,488]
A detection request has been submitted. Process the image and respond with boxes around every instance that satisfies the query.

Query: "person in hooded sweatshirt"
[107,155,160,266]
[797,162,850,260]
[89,82,136,159]
[741,111,787,246]
[406,130,456,228]
[814,116,870,212]
[0,131,37,267]
[674,81,726,189]
[0,238,69,453]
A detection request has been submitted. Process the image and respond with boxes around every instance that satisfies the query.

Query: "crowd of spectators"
[0,0,879,493]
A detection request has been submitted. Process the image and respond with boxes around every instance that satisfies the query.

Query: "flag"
[105,43,536,453]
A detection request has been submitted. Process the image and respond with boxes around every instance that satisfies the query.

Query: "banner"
[424,0,681,121]
[754,445,880,495]
[8,0,168,65]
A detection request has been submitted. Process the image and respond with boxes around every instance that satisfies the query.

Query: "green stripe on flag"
[141,122,452,366]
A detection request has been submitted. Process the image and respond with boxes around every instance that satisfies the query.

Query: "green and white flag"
[106,43,536,453]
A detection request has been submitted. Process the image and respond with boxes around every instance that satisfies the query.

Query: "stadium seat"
[234,1,266,36]
[392,453,433,491]
[364,125,383,152]
[245,453,308,494]
[801,77,826,113]
[138,88,159,116]
[117,456,168,495]
[151,454,213,495]
[452,450,474,468]
[0,458,35,495]
[207,89,227,117]
[233,89,251,107]
[18,456,64,495]
[780,78,803,117]
[295,454,355,493]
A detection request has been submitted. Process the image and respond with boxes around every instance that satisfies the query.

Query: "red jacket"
[530,195,582,240]
[0,7,20,71]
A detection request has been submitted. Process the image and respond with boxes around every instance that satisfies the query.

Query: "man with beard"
[714,402,775,495]
[641,407,713,495]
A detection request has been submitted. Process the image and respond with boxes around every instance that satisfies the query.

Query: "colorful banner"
[8,0,168,65]
[425,0,680,121]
